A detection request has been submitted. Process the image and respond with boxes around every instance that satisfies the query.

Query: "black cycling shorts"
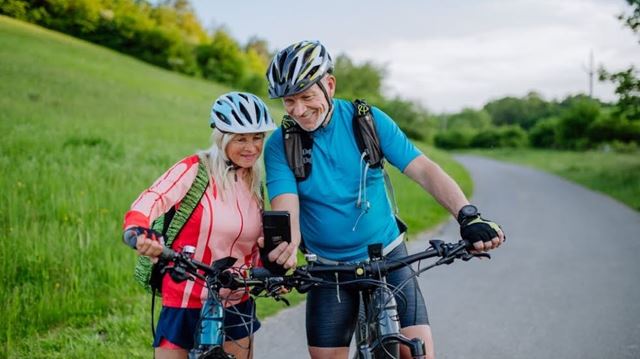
[305,242,429,348]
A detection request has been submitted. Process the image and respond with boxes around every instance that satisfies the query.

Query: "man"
[262,40,504,359]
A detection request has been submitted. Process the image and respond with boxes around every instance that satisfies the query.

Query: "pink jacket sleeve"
[123,155,200,229]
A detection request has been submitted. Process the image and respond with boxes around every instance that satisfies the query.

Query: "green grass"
[0,16,470,358]
[467,148,640,211]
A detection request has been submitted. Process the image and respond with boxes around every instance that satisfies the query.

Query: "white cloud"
[191,0,640,113]
[347,0,640,112]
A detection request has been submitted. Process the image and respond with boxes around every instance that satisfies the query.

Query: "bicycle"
[249,239,489,359]
[159,238,487,359]
[158,245,290,359]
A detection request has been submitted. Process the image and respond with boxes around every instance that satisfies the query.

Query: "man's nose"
[290,101,306,117]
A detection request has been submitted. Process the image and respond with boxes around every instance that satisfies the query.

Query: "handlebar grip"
[123,229,139,249]
[160,247,176,261]
[251,267,277,280]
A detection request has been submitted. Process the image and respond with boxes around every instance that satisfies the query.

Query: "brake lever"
[266,286,291,306]
[250,285,265,296]
[462,252,491,261]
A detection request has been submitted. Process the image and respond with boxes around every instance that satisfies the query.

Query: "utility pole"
[582,50,594,98]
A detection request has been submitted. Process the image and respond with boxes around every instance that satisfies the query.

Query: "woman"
[123,92,276,359]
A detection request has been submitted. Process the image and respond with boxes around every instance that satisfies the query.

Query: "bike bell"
[182,245,196,258]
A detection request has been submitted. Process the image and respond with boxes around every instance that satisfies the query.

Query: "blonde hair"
[198,129,264,206]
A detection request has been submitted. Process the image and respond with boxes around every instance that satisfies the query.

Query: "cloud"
[348,0,640,112]
[191,0,640,112]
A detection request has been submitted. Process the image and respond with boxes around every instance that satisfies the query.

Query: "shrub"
[529,117,559,148]
[499,125,528,147]
[434,129,475,149]
[556,98,601,149]
[470,126,528,148]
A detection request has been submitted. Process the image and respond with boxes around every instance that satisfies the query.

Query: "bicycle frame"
[350,246,426,359]
[189,284,233,359]
[164,248,238,359]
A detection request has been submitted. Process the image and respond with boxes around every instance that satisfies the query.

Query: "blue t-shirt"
[265,99,421,261]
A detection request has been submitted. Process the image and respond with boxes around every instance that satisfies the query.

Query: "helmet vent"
[239,105,252,125]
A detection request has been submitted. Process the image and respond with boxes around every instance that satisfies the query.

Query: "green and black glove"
[457,205,503,245]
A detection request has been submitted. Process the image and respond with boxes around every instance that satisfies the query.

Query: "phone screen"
[262,210,291,251]
[261,210,291,275]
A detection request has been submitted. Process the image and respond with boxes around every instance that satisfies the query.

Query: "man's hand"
[460,217,505,252]
[257,236,298,269]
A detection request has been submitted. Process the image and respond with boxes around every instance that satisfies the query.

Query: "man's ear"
[326,74,336,97]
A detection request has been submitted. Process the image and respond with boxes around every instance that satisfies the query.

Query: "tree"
[599,66,640,121]
[483,91,553,130]
[556,97,601,149]
[333,54,385,103]
[599,0,640,122]
[196,29,246,86]
[378,97,433,141]
[245,36,271,61]
[443,108,492,131]
[529,117,560,148]
[618,0,640,36]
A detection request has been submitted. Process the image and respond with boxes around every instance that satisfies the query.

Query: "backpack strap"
[352,99,401,216]
[282,115,313,181]
[147,157,210,337]
[162,156,210,247]
[352,99,384,169]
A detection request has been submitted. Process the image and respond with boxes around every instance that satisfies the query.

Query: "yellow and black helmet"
[266,40,334,99]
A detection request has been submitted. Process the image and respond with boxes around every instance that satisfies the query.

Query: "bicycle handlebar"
[128,234,489,298]
[299,239,477,276]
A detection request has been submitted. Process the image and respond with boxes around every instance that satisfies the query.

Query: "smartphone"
[260,211,291,275]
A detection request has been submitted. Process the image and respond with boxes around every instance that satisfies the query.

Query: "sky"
[190,0,640,113]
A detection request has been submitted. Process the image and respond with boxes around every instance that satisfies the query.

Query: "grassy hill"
[0,15,471,358]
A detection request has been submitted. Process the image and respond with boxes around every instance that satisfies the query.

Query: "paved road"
[254,155,640,358]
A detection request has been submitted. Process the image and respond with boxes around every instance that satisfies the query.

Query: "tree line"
[0,0,271,95]
[2,0,638,152]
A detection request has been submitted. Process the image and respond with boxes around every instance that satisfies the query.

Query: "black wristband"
[457,204,479,225]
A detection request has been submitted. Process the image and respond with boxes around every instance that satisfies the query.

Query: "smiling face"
[225,132,266,168]
[282,75,336,131]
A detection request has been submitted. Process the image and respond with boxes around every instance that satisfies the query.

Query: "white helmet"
[266,40,334,99]
[209,92,276,133]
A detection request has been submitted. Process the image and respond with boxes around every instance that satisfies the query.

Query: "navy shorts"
[153,298,261,349]
[306,242,429,347]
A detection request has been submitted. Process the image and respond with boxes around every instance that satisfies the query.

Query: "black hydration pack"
[281,99,401,221]
[282,99,384,180]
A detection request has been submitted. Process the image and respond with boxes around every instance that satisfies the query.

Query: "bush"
[470,127,501,148]
[587,114,640,144]
[470,126,528,148]
[499,125,528,147]
[556,97,601,149]
[609,140,639,153]
[529,117,559,148]
[196,30,247,86]
[434,129,475,149]
[1,0,205,77]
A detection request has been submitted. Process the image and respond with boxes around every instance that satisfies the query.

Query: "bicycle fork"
[356,287,426,358]
[189,294,235,359]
